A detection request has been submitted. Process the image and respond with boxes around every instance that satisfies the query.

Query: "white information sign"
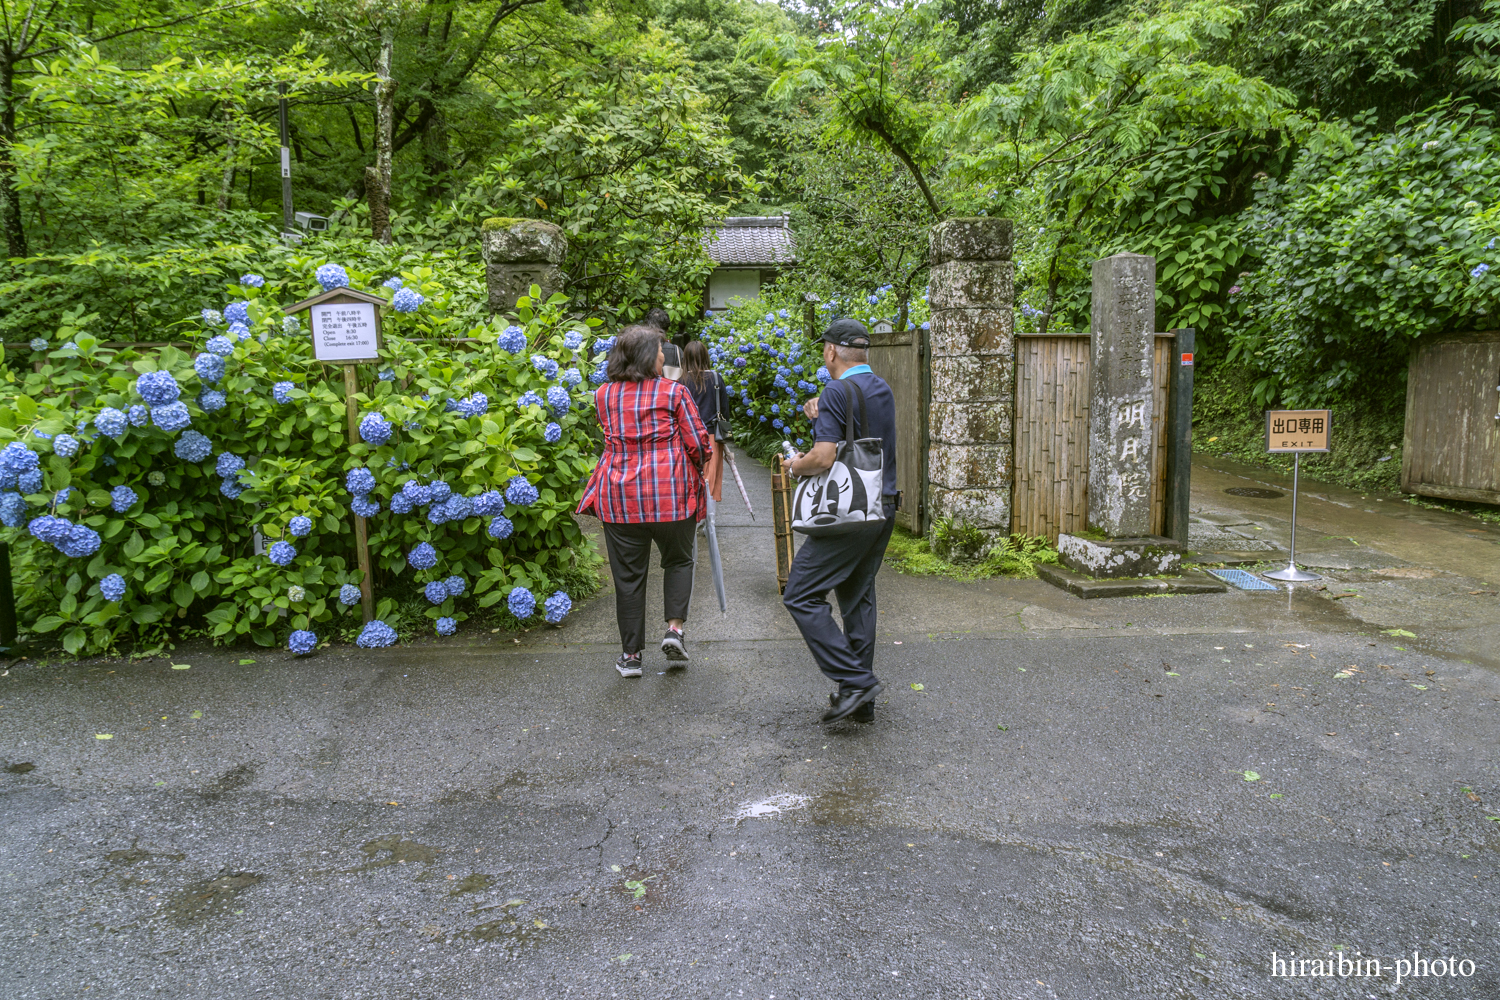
[310,301,380,362]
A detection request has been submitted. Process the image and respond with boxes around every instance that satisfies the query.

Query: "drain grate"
[1209,568,1279,591]
[1224,487,1285,499]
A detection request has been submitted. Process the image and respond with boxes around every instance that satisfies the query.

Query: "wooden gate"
[867,325,926,532]
[1011,332,1175,540]
[1403,330,1500,505]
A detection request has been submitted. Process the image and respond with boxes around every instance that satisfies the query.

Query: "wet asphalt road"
[3,461,1499,999]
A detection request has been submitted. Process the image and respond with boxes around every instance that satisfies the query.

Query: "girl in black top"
[680,340,729,502]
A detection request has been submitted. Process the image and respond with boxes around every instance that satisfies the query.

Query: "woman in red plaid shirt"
[577,324,712,677]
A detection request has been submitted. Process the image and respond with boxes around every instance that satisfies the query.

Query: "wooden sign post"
[283,287,388,623]
[1262,408,1332,583]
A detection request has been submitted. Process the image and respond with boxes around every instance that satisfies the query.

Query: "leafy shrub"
[884,525,1058,580]
[696,283,930,461]
[0,259,601,656]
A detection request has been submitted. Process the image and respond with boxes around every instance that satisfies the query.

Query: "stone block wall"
[926,217,1015,535]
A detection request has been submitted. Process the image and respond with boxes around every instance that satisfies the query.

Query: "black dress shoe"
[822,682,882,723]
[828,691,875,723]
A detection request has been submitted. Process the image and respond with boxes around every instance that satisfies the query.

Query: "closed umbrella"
[723,444,754,519]
[704,496,727,614]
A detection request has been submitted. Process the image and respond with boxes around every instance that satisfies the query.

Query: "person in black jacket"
[679,340,728,502]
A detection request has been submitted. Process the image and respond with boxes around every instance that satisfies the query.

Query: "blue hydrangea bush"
[694,286,929,461]
[0,265,601,656]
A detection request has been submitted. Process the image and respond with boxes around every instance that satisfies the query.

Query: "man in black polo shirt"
[784,319,898,723]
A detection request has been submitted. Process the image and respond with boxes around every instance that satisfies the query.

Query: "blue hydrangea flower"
[268,540,296,566]
[207,335,235,357]
[466,393,488,415]
[383,276,403,290]
[356,620,397,648]
[346,468,376,495]
[377,368,395,382]
[136,370,181,407]
[53,434,79,458]
[517,390,543,409]
[390,493,413,514]
[443,575,466,597]
[215,452,245,478]
[315,264,349,291]
[338,584,361,606]
[760,415,767,423]
[392,287,425,313]
[359,412,392,446]
[0,492,26,527]
[199,390,227,413]
[590,361,608,384]
[59,522,101,558]
[408,542,437,570]
[194,352,225,385]
[487,514,514,540]
[29,337,47,351]
[427,504,450,526]
[288,630,318,656]
[532,355,560,379]
[544,590,572,623]
[505,475,538,506]
[424,580,449,604]
[920,321,930,331]
[816,366,831,383]
[544,422,562,443]
[497,325,527,353]
[442,494,473,520]
[28,514,70,544]
[427,480,452,503]
[563,330,584,350]
[174,430,213,462]
[560,367,582,387]
[240,273,265,288]
[733,357,747,368]
[224,300,250,325]
[54,487,73,505]
[99,573,126,602]
[1472,263,1491,279]
[282,315,300,334]
[227,322,251,341]
[288,515,312,537]
[435,617,456,636]
[594,335,617,357]
[220,478,244,500]
[109,486,137,512]
[401,480,431,506]
[127,405,148,427]
[201,308,224,327]
[773,419,784,429]
[272,381,294,404]
[507,586,536,620]
[546,385,570,415]
[473,490,504,516]
[351,494,381,518]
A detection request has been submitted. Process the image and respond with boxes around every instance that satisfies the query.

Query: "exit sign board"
[1265,409,1332,453]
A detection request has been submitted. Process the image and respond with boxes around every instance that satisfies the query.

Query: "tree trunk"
[0,55,28,259]
[420,103,449,201]
[216,110,236,212]
[366,24,397,244]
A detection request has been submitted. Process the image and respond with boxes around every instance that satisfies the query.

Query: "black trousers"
[601,518,697,654]
[781,508,896,692]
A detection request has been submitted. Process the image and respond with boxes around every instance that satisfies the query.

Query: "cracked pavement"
[2,456,1498,998]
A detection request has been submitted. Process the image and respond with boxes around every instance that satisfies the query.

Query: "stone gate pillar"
[926,217,1015,539]
[480,217,567,313]
[1087,253,1157,537]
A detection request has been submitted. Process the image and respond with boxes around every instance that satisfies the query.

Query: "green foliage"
[885,524,1058,580]
[0,259,600,656]
[1225,102,1500,404]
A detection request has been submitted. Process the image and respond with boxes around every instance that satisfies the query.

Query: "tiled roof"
[703,216,797,266]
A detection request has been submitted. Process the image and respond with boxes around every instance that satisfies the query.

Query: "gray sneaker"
[660,627,688,664]
[615,653,643,678]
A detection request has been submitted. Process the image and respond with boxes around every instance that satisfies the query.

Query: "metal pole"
[1265,451,1319,581]
[1165,327,1195,546]
[344,364,375,621]
[278,82,293,232]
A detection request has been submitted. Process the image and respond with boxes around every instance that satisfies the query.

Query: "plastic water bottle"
[781,440,796,462]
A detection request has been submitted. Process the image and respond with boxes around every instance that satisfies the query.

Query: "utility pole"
[278,82,293,234]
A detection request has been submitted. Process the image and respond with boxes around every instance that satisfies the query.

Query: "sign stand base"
[344,363,376,623]
[1263,452,1320,582]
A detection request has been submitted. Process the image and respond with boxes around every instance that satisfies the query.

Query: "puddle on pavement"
[465,898,550,944]
[731,792,809,824]
[1224,487,1285,499]
[346,835,441,873]
[449,873,494,896]
[810,782,881,826]
[6,761,35,774]
[161,870,263,925]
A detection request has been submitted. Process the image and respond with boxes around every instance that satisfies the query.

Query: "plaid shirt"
[577,378,711,523]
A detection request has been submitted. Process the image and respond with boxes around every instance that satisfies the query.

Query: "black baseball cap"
[822,318,871,347]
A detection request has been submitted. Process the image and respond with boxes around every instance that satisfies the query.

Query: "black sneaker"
[829,691,875,723]
[661,627,688,664]
[615,653,643,678]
